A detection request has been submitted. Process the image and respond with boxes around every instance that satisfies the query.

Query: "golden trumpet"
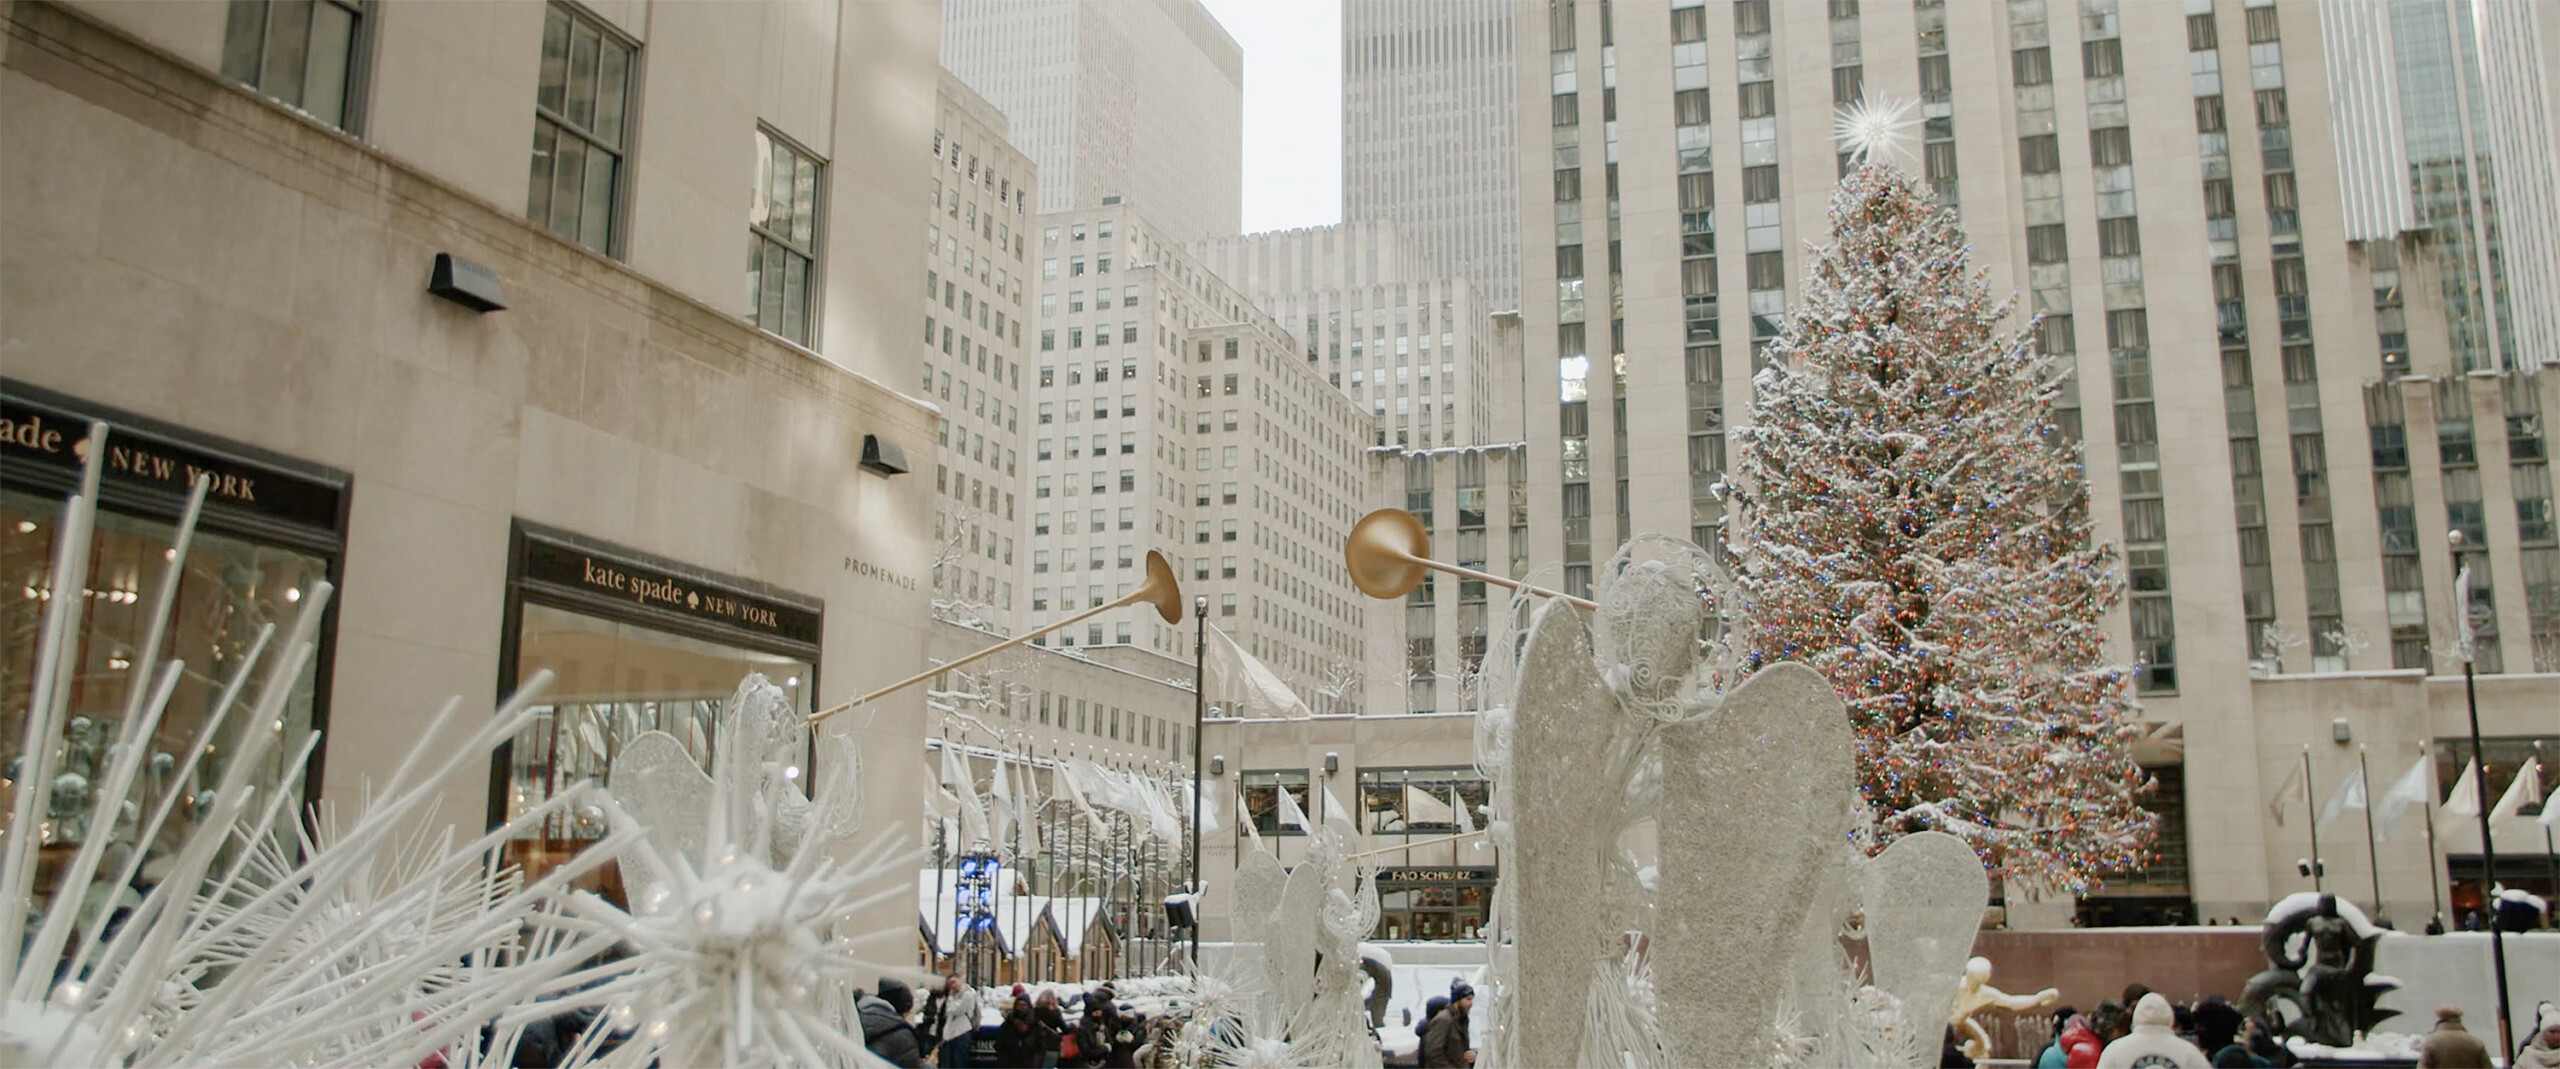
[809,549,1185,724]
[1343,508,1597,610]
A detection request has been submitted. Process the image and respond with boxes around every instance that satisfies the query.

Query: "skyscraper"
[1515,0,2556,923]
[1022,201,1372,708]
[942,0,1245,242]
[923,72,1038,636]
[1343,0,1526,311]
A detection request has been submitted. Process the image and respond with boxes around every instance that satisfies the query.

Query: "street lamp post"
[1190,593,1207,968]
[2448,540,2513,1054]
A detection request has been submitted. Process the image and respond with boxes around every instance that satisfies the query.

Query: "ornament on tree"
[1722,149,2158,894]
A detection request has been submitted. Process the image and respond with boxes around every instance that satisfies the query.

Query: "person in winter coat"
[1064,992,1116,1069]
[993,1003,1046,1069]
[2037,1014,2103,1069]
[863,977,925,1068]
[1421,985,1474,1068]
[935,975,984,1068]
[2418,1006,2493,1068]
[2515,1004,2560,1069]
[1104,1007,1144,1069]
[1033,990,1068,1068]
[2096,993,2210,1069]
[1941,1025,1977,1068]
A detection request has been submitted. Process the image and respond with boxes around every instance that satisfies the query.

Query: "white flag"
[2372,757,2431,842]
[2489,758,2543,823]
[1055,755,1111,834]
[990,752,1016,849]
[2269,759,2305,827]
[1453,789,1477,837]
[1276,783,1311,831]
[1185,779,1219,833]
[942,744,989,847]
[1208,624,1313,718]
[2436,760,2482,837]
[1321,784,1352,831]
[1404,785,1454,827]
[1018,760,1042,861]
[2317,766,2367,833]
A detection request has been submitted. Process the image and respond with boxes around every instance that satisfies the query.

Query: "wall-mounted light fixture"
[1210,755,1225,777]
[427,253,507,312]
[1323,752,1339,775]
[860,434,909,476]
[2332,718,2353,744]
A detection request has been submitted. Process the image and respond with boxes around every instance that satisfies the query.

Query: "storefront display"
[1372,866,1495,941]
[494,523,823,903]
[1,383,346,907]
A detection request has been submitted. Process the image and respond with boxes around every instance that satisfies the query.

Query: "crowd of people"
[1940,985,2560,1069]
[853,974,1175,1069]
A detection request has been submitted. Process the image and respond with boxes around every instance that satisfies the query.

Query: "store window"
[1372,867,1494,941]
[495,524,823,904]
[1358,766,1489,835]
[2435,735,2559,916]
[2,386,347,910]
[1240,769,1311,835]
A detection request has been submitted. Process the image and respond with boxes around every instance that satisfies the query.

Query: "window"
[527,3,636,256]
[2082,38,2122,79]
[2019,134,2061,174]
[2027,224,2069,264]
[222,0,368,131]
[746,128,822,345]
[1242,770,1312,834]
[1743,165,1780,203]
[2090,127,2133,168]
[2187,12,2219,51]
[1738,82,1775,119]
[2012,46,2052,87]
[2099,217,2141,258]
[2195,95,2227,134]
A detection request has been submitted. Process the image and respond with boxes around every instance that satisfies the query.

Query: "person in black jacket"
[1034,989,1069,1067]
[863,977,925,1068]
[993,1001,1048,1068]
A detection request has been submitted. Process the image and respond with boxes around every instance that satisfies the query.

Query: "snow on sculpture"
[1,444,624,1068]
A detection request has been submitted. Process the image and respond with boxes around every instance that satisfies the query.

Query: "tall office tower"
[1518,0,2554,924]
[1023,202,1374,711]
[923,73,1038,636]
[1194,223,1511,449]
[1343,0,1527,311]
[942,0,1244,242]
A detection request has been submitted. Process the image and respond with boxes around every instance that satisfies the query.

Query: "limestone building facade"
[924,73,1037,635]
[1022,201,1374,712]
[1496,0,2557,923]
[2,0,944,937]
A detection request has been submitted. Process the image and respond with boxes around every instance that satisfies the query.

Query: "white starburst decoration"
[1834,94,1920,166]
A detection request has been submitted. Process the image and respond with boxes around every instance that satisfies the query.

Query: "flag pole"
[2359,747,2383,921]
[2420,741,2446,929]
[2450,552,2514,1053]
[2303,747,2325,892]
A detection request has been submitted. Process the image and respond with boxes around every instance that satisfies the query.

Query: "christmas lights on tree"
[1722,151,2157,895]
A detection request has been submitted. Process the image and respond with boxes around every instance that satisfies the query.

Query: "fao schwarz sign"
[0,395,344,532]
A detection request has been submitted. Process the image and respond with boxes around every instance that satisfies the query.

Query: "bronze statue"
[2238,893,2398,1047]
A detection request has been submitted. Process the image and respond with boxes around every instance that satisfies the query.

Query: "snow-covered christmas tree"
[1723,121,2157,894]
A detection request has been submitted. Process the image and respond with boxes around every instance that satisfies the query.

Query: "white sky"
[1200,0,1343,234]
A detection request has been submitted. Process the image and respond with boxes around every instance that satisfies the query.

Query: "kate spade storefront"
[2,382,348,902]
[492,523,826,903]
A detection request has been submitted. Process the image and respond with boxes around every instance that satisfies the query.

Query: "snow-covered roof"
[919,868,1056,957]
[1048,895,1113,951]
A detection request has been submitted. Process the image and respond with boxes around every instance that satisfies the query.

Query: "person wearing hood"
[2514,1003,2560,1069]
[2419,1005,2492,1068]
[2096,993,2210,1069]
[863,977,925,1068]
[2038,1014,2104,1069]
